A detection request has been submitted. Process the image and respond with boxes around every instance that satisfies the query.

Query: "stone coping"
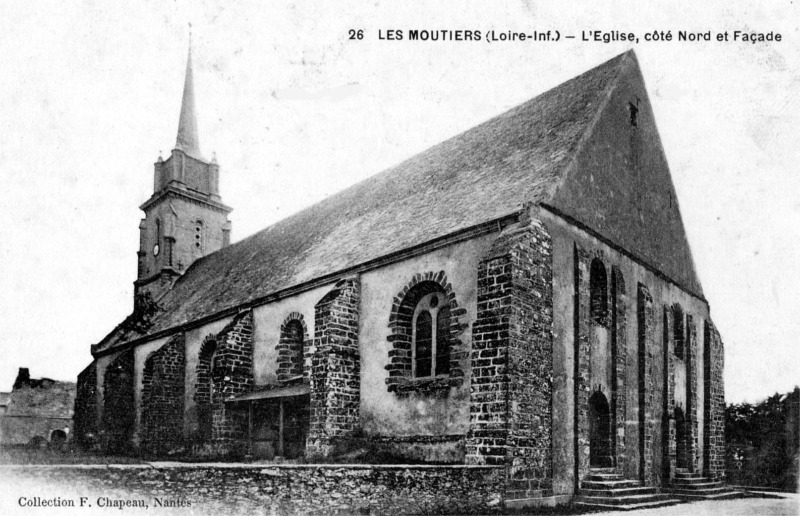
[1,462,503,470]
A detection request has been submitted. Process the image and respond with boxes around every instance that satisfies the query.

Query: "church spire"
[175,41,203,161]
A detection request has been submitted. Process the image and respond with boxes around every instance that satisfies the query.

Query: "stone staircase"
[666,469,741,500]
[574,468,681,511]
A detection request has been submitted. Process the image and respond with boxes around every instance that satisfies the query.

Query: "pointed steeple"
[175,43,203,161]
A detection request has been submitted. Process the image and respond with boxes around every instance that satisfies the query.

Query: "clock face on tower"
[153,244,160,256]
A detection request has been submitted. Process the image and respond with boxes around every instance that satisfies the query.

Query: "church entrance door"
[589,391,613,468]
[675,407,688,469]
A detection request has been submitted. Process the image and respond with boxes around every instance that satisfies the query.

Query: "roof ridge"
[175,51,635,272]
[98,51,640,350]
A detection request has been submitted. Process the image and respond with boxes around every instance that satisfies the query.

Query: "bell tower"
[134,45,232,304]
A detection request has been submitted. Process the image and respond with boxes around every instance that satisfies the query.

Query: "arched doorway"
[589,391,613,468]
[675,407,688,469]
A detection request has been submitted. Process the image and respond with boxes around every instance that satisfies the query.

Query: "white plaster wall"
[358,234,496,437]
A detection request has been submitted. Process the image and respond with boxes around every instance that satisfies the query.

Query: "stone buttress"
[465,213,554,499]
[307,277,361,459]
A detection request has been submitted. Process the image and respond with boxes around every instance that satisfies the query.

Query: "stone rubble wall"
[636,283,655,485]
[686,314,699,472]
[465,214,554,498]
[101,351,136,454]
[703,320,726,479]
[6,464,505,515]
[662,306,677,482]
[572,246,591,482]
[74,363,98,446]
[611,266,627,473]
[140,333,186,454]
[210,311,255,454]
[308,277,361,459]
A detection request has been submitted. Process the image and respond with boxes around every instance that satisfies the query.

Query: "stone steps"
[666,472,740,500]
[671,480,725,489]
[579,486,657,497]
[576,493,676,506]
[669,487,740,500]
[574,498,681,512]
[576,469,681,511]
[581,479,643,490]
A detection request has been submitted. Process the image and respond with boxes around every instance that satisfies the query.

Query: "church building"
[74,49,727,506]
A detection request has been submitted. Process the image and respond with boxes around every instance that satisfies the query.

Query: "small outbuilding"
[0,368,75,447]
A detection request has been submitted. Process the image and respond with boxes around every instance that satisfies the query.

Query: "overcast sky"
[0,0,797,404]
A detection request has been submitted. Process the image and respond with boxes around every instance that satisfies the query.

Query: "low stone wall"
[4,464,505,515]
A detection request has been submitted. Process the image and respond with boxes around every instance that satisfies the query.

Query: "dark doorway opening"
[589,391,613,468]
[249,394,310,460]
[50,429,67,444]
[675,407,688,469]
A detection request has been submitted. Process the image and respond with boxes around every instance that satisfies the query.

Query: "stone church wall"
[140,333,186,454]
[74,362,98,446]
[182,317,232,439]
[131,335,170,448]
[464,214,554,501]
[100,350,135,453]
[249,285,331,387]
[307,277,362,459]
[358,234,496,462]
[540,207,712,496]
[89,204,720,488]
[703,321,726,479]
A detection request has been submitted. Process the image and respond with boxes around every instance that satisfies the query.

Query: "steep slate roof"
[128,50,701,343]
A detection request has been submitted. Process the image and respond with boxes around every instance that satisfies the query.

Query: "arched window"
[385,272,467,395]
[277,316,307,382]
[413,292,450,377]
[590,258,608,325]
[194,220,204,253]
[673,304,685,359]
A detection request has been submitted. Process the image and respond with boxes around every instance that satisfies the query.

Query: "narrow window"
[673,304,685,359]
[414,311,433,377]
[281,319,305,379]
[411,290,451,378]
[590,258,608,326]
[154,219,162,256]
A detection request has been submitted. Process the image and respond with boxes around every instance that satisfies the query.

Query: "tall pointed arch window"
[413,292,450,377]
